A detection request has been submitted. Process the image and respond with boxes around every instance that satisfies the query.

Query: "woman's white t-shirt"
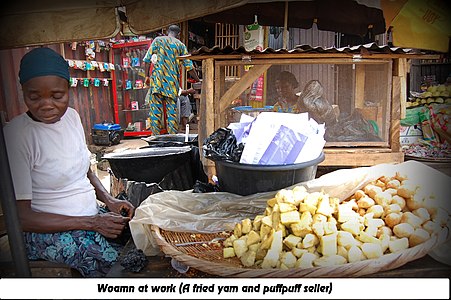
[4,107,98,216]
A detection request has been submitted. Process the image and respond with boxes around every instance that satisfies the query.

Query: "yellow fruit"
[427,86,437,93]
[437,85,446,92]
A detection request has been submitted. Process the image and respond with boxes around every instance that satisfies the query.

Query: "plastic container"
[103,146,191,183]
[214,152,325,196]
[93,123,121,131]
[227,106,274,123]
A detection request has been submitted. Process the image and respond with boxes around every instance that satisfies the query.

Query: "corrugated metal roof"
[189,42,422,56]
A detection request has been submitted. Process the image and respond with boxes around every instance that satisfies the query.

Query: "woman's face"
[275,80,295,99]
[22,75,69,124]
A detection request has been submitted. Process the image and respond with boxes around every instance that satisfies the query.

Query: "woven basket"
[151,225,442,277]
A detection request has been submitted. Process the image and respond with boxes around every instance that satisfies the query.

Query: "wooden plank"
[321,150,404,166]
[391,76,402,153]
[382,60,393,143]
[215,58,391,66]
[200,58,216,180]
[219,64,271,114]
[324,147,394,154]
[354,64,365,108]
[393,58,406,76]
[204,58,215,138]
[399,59,408,120]
[325,140,389,147]
[182,53,435,61]
[214,63,226,127]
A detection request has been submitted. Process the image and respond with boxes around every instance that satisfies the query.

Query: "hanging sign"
[244,19,265,102]
[244,23,264,51]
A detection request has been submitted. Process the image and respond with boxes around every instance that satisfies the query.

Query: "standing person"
[272,71,302,113]
[178,87,196,131]
[3,47,135,277]
[143,24,200,135]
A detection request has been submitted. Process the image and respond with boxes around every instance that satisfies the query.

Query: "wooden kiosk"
[184,44,435,178]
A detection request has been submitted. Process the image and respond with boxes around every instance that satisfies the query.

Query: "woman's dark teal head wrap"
[19,47,70,85]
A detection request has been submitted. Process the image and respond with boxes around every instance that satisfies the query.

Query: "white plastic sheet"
[129,160,451,256]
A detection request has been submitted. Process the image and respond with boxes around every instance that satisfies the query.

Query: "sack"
[299,80,337,125]
[428,104,451,144]
[401,106,429,126]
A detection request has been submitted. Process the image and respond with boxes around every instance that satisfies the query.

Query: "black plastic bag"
[325,111,381,142]
[120,248,148,273]
[202,128,244,162]
[192,180,220,193]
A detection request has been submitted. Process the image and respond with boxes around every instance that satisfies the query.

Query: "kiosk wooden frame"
[183,45,437,178]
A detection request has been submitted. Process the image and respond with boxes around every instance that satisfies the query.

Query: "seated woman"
[272,71,302,113]
[4,47,135,277]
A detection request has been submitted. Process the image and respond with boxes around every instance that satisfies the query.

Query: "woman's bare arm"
[17,200,129,239]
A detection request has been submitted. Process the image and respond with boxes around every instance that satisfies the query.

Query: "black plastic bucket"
[214,152,325,195]
[103,146,192,183]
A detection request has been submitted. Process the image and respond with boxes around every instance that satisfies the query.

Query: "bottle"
[185,124,189,142]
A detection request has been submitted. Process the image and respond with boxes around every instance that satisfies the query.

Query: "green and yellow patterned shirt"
[143,36,194,99]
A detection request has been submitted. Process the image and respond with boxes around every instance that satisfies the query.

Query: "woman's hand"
[87,168,135,218]
[104,195,135,218]
[16,200,130,238]
[91,212,130,239]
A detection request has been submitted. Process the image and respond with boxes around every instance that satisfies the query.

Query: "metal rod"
[0,124,31,277]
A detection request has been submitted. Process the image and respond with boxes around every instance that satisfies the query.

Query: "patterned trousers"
[23,207,124,277]
[147,92,178,135]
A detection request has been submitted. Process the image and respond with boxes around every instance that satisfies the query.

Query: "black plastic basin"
[214,152,325,196]
[103,146,192,183]
[141,134,198,147]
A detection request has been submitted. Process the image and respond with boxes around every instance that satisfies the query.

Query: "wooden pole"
[283,1,288,49]
[200,58,216,180]
[0,125,31,277]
